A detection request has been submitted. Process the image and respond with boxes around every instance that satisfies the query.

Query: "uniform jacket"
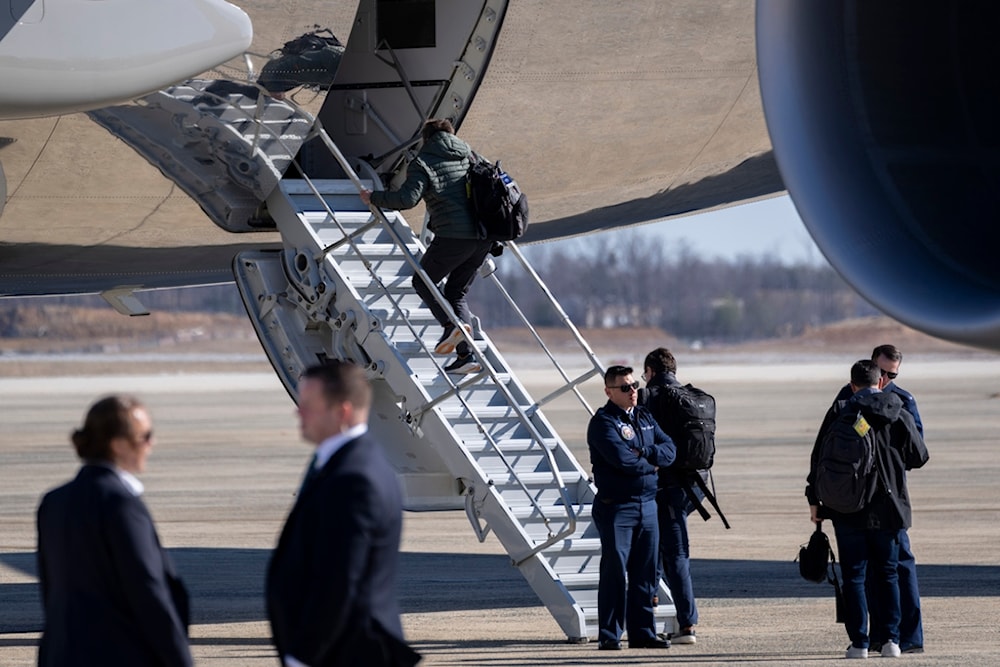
[36,464,192,667]
[587,401,675,503]
[369,131,478,239]
[807,388,929,529]
[266,434,421,667]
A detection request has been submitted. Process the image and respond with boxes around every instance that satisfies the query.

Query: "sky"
[634,195,828,266]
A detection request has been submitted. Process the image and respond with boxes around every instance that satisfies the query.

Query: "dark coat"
[266,434,421,667]
[835,380,924,435]
[369,131,478,239]
[36,464,192,667]
[807,388,929,529]
[587,401,675,503]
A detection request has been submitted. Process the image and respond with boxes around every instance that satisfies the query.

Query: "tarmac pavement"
[2,353,1000,665]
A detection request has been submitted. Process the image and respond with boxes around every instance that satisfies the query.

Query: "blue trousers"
[834,523,901,649]
[592,498,659,644]
[868,529,923,649]
[656,485,698,628]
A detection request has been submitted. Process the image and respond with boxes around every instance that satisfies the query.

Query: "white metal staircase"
[84,0,677,642]
[231,138,677,641]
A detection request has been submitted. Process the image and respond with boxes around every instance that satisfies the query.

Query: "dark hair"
[71,395,144,461]
[643,347,676,375]
[301,360,372,409]
[871,344,902,363]
[603,365,633,385]
[850,359,881,388]
[421,118,455,142]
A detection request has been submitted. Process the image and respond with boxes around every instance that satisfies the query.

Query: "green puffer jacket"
[370,131,478,239]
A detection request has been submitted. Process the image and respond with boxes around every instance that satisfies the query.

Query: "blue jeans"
[868,529,923,649]
[592,498,659,644]
[656,485,698,628]
[834,523,901,649]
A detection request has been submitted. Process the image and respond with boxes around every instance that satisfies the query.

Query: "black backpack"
[466,155,529,241]
[815,401,878,514]
[276,27,343,56]
[641,383,729,528]
[644,383,716,471]
[797,523,845,622]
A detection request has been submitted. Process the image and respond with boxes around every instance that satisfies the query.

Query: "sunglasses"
[607,381,639,393]
[137,430,154,444]
[880,369,898,380]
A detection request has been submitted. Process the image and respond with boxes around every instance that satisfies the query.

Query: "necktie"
[298,453,319,496]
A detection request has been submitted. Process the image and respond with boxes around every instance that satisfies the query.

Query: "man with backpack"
[361,119,493,374]
[807,360,928,659]
[833,344,925,654]
[639,347,714,645]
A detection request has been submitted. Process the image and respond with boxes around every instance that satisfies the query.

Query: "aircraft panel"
[0,1,781,297]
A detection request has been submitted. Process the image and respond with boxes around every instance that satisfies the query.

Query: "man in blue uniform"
[588,365,675,651]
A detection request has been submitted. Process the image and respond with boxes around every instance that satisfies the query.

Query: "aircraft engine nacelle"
[0,0,252,120]
[757,1,1000,352]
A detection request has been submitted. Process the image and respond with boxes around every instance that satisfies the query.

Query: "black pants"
[413,236,493,356]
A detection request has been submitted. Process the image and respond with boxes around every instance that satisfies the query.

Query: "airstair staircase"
[229,128,678,642]
[91,73,678,641]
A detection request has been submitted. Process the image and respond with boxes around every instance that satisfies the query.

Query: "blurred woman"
[36,395,192,666]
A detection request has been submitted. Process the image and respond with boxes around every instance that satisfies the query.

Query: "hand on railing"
[359,189,373,206]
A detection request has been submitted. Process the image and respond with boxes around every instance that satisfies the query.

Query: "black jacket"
[807,388,929,529]
[266,434,421,667]
[37,464,192,667]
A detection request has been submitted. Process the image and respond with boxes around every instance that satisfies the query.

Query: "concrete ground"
[2,352,1000,665]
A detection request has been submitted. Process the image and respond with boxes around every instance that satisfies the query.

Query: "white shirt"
[312,422,368,471]
[116,468,145,496]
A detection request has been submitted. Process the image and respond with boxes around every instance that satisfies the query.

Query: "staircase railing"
[191,82,607,559]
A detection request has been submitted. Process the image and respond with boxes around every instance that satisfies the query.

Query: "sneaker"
[669,628,696,645]
[880,641,901,658]
[443,354,481,374]
[434,323,470,355]
[845,644,868,659]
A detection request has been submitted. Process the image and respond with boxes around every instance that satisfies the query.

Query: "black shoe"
[434,323,470,355]
[597,640,621,651]
[443,354,481,374]
[869,641,882,653]
[629,637,670,649]
[901,645,924,654]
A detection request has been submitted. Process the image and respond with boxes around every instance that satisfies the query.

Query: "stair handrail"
[483,241,606,417]
[145,82,587,558]
[268,125,581,558]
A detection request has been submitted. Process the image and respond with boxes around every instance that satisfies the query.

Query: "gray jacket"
[370,131,478,239]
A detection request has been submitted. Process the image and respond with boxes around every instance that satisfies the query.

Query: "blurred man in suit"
[266,361,421,667]
[37,395,192,667]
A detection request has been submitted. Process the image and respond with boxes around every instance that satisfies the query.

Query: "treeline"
[468,236,877,344]
[3,238,877,344]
